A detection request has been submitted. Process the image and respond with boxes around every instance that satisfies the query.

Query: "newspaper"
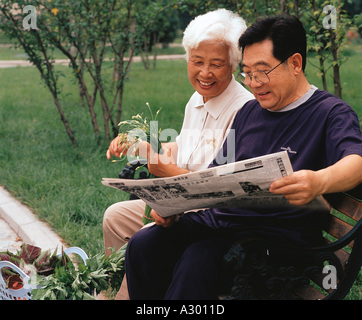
[102,151,328,217]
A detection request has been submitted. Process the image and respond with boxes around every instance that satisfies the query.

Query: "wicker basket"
[0,247,88,300]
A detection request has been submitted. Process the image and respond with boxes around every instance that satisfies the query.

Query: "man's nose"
[248,76,263,88]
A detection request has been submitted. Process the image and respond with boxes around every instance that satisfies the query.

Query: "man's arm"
[269,154,362,206]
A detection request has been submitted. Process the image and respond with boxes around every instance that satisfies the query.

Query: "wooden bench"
[120,160,361,300]
[223,184,362,300]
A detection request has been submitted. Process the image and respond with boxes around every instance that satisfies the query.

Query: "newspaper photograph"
[102,151,328,217]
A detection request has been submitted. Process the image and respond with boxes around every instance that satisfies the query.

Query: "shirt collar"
[267,85,318,113]
[193,75,239,120]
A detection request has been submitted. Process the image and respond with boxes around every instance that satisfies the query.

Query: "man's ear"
[289,53,303,75]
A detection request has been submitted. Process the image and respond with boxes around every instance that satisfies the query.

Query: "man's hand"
[150,209,177,228]
[269,170,323,206]
[270,155,362,206]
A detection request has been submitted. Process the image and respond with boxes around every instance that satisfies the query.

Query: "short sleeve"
[325,101,362,166]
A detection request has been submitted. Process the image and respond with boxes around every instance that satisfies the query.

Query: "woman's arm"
[147,141,190,177]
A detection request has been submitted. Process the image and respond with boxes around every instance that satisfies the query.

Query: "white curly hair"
[182,9,247,71]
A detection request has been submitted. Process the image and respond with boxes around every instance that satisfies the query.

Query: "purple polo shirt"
[184,88,362,245]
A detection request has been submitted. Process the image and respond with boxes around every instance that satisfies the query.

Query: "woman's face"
[187,42,234,103]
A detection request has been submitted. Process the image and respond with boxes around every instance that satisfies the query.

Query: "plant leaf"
[6,274,23,289]
[0,252,11,261]
[19,244,42,264]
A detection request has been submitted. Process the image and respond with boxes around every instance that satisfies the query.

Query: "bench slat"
[333,247,350,269]
[323,193,362,221]
[325,215,354,247]
[294,285,326,300]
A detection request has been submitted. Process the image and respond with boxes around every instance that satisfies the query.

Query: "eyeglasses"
[238,56,291,85]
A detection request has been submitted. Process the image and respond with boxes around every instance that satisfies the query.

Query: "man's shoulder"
[232,99,260,125]
[310,88,349,107]
[307,89,358,120]
[236,98,259,112]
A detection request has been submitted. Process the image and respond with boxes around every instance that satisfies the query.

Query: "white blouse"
[176,76,254,172]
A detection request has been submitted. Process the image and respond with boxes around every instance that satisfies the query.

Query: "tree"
[306,0,355,98]
[0,0,169,145]
[0,2,78,147]
[1,0,357,146]
[179,0,356,99]
[134,0,181,70]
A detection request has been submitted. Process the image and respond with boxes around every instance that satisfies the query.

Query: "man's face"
[187,42,234,103]
[241,39,296,111]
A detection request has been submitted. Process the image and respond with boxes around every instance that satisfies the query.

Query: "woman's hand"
[106,134,143,160]
[106,135,129,159]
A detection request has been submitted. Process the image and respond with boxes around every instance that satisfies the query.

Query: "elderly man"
[125,14,362,300]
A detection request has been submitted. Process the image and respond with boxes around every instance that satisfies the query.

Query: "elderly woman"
[103,9,253,299]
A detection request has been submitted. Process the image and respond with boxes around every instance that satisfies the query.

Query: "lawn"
[0,58,194,253]
[0,42,186,60]
[0,44,361,299]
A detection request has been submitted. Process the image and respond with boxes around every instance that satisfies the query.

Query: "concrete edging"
[0,186,66,253]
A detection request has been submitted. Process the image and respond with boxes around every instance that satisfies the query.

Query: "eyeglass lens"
[240,71,269,85]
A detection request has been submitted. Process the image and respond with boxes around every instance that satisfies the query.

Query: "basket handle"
[0,260,30,287]
[0,261,34,299]
[0,247,88,286]
[58,247,89,265]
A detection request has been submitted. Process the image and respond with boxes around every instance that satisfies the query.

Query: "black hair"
[239,15,307,71]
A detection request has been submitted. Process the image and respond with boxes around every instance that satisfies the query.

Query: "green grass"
[0,45,29,60]
[0,43,186,60]
[0,44,361,299]
[0,59,193,255]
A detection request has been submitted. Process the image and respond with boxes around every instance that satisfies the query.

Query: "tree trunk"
[330,30,342,98]
[52,92,78,148]
[318,52,328,92]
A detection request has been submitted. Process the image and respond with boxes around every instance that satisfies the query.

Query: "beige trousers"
[103,199,146,300]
